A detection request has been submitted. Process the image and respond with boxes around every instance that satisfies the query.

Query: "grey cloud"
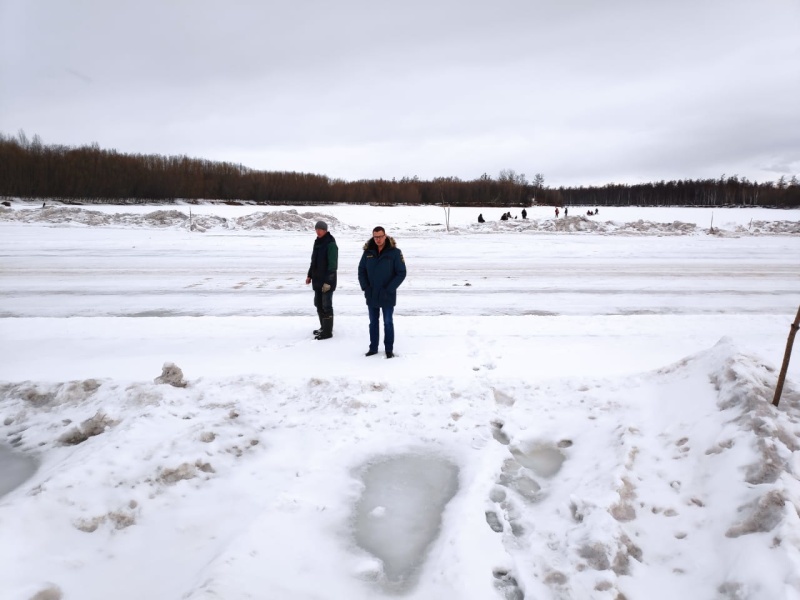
[1,0,798,186]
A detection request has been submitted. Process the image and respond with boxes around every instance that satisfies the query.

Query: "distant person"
[595,208,599,215]
[358,226,407,358]
[478,213,485,223]
[305,220,338,340]
[521,208,527,219]
[42,202,46,208]
[500,212,509,221]
[564,207,568,217]
[555,207,559,218]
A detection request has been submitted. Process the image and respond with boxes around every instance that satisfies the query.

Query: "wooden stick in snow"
[773,305,800,407]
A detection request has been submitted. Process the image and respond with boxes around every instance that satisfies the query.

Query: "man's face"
[373,231,386,249]
[315,228,326,238]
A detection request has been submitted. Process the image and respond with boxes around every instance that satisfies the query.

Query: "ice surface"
[353,454,459,592]
[0,203,799,599]
[0,444,38,499]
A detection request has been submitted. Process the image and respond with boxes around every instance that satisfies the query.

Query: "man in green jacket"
[306,221,338,340]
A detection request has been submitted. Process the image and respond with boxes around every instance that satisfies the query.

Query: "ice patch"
[0,444,38,498]
[352,453,459,592]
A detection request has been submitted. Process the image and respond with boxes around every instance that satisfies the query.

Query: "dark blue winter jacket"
[358,237,406,308]
[307,232,338,292]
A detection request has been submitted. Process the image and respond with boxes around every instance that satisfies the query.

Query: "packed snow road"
[1,225,797,318]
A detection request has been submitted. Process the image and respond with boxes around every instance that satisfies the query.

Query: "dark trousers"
[368,305,394,352]
[314,289,334,319]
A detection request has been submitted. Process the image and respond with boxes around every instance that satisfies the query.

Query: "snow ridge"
[2,205,798,235]
[0,206,352,233]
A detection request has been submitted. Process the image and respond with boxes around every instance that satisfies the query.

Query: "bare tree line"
[1,131,797,207]
[556,175,799,208]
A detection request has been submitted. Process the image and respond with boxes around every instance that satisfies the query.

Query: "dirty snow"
[1,200,799,600]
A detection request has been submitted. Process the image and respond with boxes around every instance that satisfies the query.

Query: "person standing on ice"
[358,226,406,358]
[306,220,338,340]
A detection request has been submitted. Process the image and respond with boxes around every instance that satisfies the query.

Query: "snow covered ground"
[1,201,799,600]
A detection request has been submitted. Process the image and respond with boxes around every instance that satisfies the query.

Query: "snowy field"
[1,201,800,600]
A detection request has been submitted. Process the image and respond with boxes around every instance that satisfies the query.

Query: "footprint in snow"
[484,433,569,598]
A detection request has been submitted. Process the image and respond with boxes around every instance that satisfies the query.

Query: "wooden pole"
[773,305,800,407]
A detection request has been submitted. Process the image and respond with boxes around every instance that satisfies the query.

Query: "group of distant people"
[478,208,528,223]
[476,206,601,224]
[481,206,611,223]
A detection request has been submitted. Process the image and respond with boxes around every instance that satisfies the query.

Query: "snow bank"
[1,204,798,235]
[0,206,353,233]
[1,339,799,599]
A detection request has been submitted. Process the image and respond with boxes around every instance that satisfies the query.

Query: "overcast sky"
[2,0,799,187]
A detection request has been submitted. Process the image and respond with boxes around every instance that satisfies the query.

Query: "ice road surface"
[1,201,799,600]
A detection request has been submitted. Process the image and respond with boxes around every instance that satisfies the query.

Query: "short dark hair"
[372,226,385,234]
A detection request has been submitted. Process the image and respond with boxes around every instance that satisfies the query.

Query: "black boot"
[316,316,333,340]
[313,314,323,336]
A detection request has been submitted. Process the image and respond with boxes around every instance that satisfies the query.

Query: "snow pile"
[0,206,350,232]
[2,204,798,235]
[232,209,348,232]
[736,220,800,235]
[154,362,187,387]
[469,215,797,236]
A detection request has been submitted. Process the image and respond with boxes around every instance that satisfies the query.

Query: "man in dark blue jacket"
[306,221,338,340]
[358,226,407,358]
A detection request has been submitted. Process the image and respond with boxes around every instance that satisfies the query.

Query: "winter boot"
[316,316,333,340]
[313,314,323,337]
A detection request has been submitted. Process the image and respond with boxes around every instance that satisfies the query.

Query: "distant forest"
[1,131,798,208]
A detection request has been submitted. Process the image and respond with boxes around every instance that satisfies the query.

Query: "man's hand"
[321,283,331,292]
[305,277,311,285]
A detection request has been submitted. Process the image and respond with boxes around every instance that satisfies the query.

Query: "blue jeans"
[368,305,394,352]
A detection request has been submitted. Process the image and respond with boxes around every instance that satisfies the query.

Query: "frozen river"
[1,204,799,600]
[1,222,797,319]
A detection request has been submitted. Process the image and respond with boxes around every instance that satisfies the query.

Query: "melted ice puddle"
[353,453,459,592]
[0,445,38,498]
